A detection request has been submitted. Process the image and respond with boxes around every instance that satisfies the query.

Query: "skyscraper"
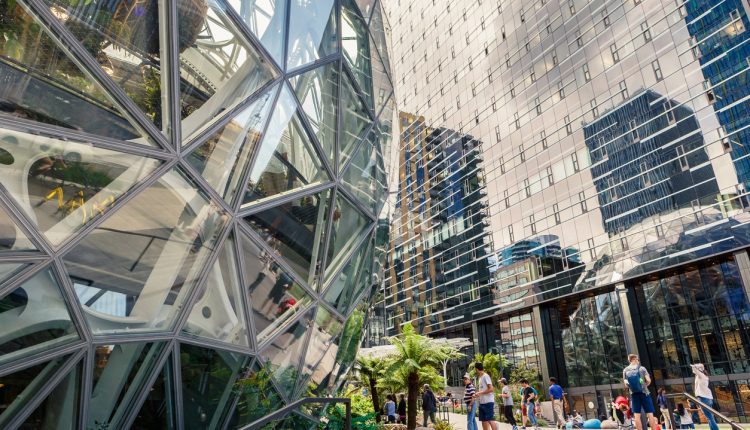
[384,0,750,417]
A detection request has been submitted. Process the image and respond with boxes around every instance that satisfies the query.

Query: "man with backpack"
[623,354,659,430]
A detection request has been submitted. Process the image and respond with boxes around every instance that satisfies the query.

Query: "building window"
[591,99,599,117]
[583,63,591,81]
[630,119,640,142]
[509,225,514,243]
[529,215,537,235]
[576,30,583,47]
[652,60,663,81]
[610,43,619,62]
[500,156,506,174]
[553,203,561,224]
[547,166,554,185]
[514,113,520,130]
[571,152,580,172]
[664,102,675,124]
[603,10,611,27]
[492,96,497,112]
[510,82,516,98]
[579,192,588,212]
[559,81,566,99]
[608,177,618,200]
[496,126,502,142]
[641,21,652,42]
[504,190,510,208]
[530,68,536,82]
[541,130,548,149]
[519,144,526,162]
[524,179,531,197]
[619,80,628,100]
[641,161,651,186]
[565,115,573,135]
[535,97,542,115]
[569,0,576,14]
[676,145,689,171]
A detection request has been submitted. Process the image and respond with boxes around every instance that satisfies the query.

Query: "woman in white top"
[674,403,698,429]
[690,363,719,430]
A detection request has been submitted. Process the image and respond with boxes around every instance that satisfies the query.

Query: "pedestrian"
[464,373,478,430]
[384,394,397,423]
[657,387,671,430]
[674,403,699,429]
[473,362,498,430]
[521,379,540,430]
[398,394,407,424]
[690,363,719,430]
[549,377,566,429]
[622,354,659,430]
[520,384,529,429]
[422,384,438,427]
[499,377,518,430]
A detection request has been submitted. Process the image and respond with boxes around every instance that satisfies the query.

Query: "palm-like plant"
[384,324,457,430]
[356,355,387,422]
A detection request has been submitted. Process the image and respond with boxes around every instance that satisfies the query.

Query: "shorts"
[630,393,655,414]
[478,402,495,421]
[522,404,527,415]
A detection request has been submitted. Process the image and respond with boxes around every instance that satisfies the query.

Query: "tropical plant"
[357,355,387,422]
[510,360,544,403]
[467,352,509,404]
[433,420,456,430]
[383,324,459,430]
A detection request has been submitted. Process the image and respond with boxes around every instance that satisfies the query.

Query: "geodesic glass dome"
[0,0,393,427]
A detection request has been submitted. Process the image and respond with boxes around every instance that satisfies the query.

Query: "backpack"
[625,365,645,393]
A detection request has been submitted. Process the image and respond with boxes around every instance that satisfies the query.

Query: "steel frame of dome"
[0,0,393,428]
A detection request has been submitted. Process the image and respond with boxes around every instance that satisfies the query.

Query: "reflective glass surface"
[131,352,176,430]
[0,268,78,365]
[323,234,373,314]
[65,169,229,335]
[243,87,329,205]
[289,61,339,166]
[340,73,372,167]
[89,342,166,429]
[341,126,385,214]
[243,190,331,284]
[179,343,247,430]
[187,84,277,202]
[0,129,160,246]
[286,0,337,70]
[43,0,169,135]
[20,358,81,430]
[178,0,276,141]
[258,309,314,399]
[227,0,287,68]
[0,354,70,428]
[0,204,35,252]
[297,307,343,394]
[239,232,313,343]
[323,194,371,280]
[184,234,248,347]
[0,2,156,144]
[227,361,285,428]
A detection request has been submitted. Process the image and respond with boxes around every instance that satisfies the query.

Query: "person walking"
[384,394,397,423]
[499,377,518,430]
[520,384,529,429]
[549,377,566,429]
[623,354,659,430]
[397,394,407,424]
[690,363,719,430]
[422,384,438,427]
[473,362,498,430]
[657,387,671,430]
[521,379,540,430]
[464,373,479,430]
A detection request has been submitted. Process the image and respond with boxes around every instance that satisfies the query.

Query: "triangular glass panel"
[341,0,375,106]
[226,360,285,428]
[243,189,332,285]
[0,2,159,145]
[131,352,176,430]
[20,357,82,430]
[42,0,170,139]
[309,308,365,397]
[227,0,287,69]
[64,168,229,336]
[354,0,377,21]
[289,61,339,167]
[179,343,250,430]
[369,1,391,79]
[179,0,277,142]
[1,128,161,247]
[184,233,249,347]
[340,73,373,169]
[0,353,71,428]
[0,263,28,285]
[87,342,167,429]
[368,36,393,117]
[0,203,36,252]
[286,0,338,70]
[323,194,372,282]
[243,86,329,206]
[186,84,278,203]
[0,268,79,366]
[323,233,374,314]
[296,307,343,395]
[238,232,314,344]
[257,309,314,400]
[341,126,383,214]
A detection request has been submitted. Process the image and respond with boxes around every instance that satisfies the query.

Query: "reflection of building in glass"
[0,0,392,427]
[384,0,750,420]
[380,113,493,336]
[585,90,720,235]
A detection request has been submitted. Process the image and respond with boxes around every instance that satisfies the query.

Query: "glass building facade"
[383,0,750,420]
[0,0,392,428]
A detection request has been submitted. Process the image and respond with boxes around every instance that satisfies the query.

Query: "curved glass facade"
[0,0,392,427]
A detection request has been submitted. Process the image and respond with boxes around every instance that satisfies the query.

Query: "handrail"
[239,396,351,430]
[666,392,745,430]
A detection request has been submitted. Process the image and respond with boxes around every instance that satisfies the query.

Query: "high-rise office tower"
[384,0,750,415]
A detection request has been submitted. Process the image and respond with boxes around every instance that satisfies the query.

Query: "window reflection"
[286,0,337,70]
[0,354,70,428]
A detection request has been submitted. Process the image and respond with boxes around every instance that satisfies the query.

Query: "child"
[674,403,698,429]
[612,396,634,430]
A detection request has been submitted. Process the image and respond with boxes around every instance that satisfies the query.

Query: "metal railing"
[239,397,351,430]
[666,392,746,430]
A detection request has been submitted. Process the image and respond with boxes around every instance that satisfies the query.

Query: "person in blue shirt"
[549,377,566,429]
[384,394,396,423]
